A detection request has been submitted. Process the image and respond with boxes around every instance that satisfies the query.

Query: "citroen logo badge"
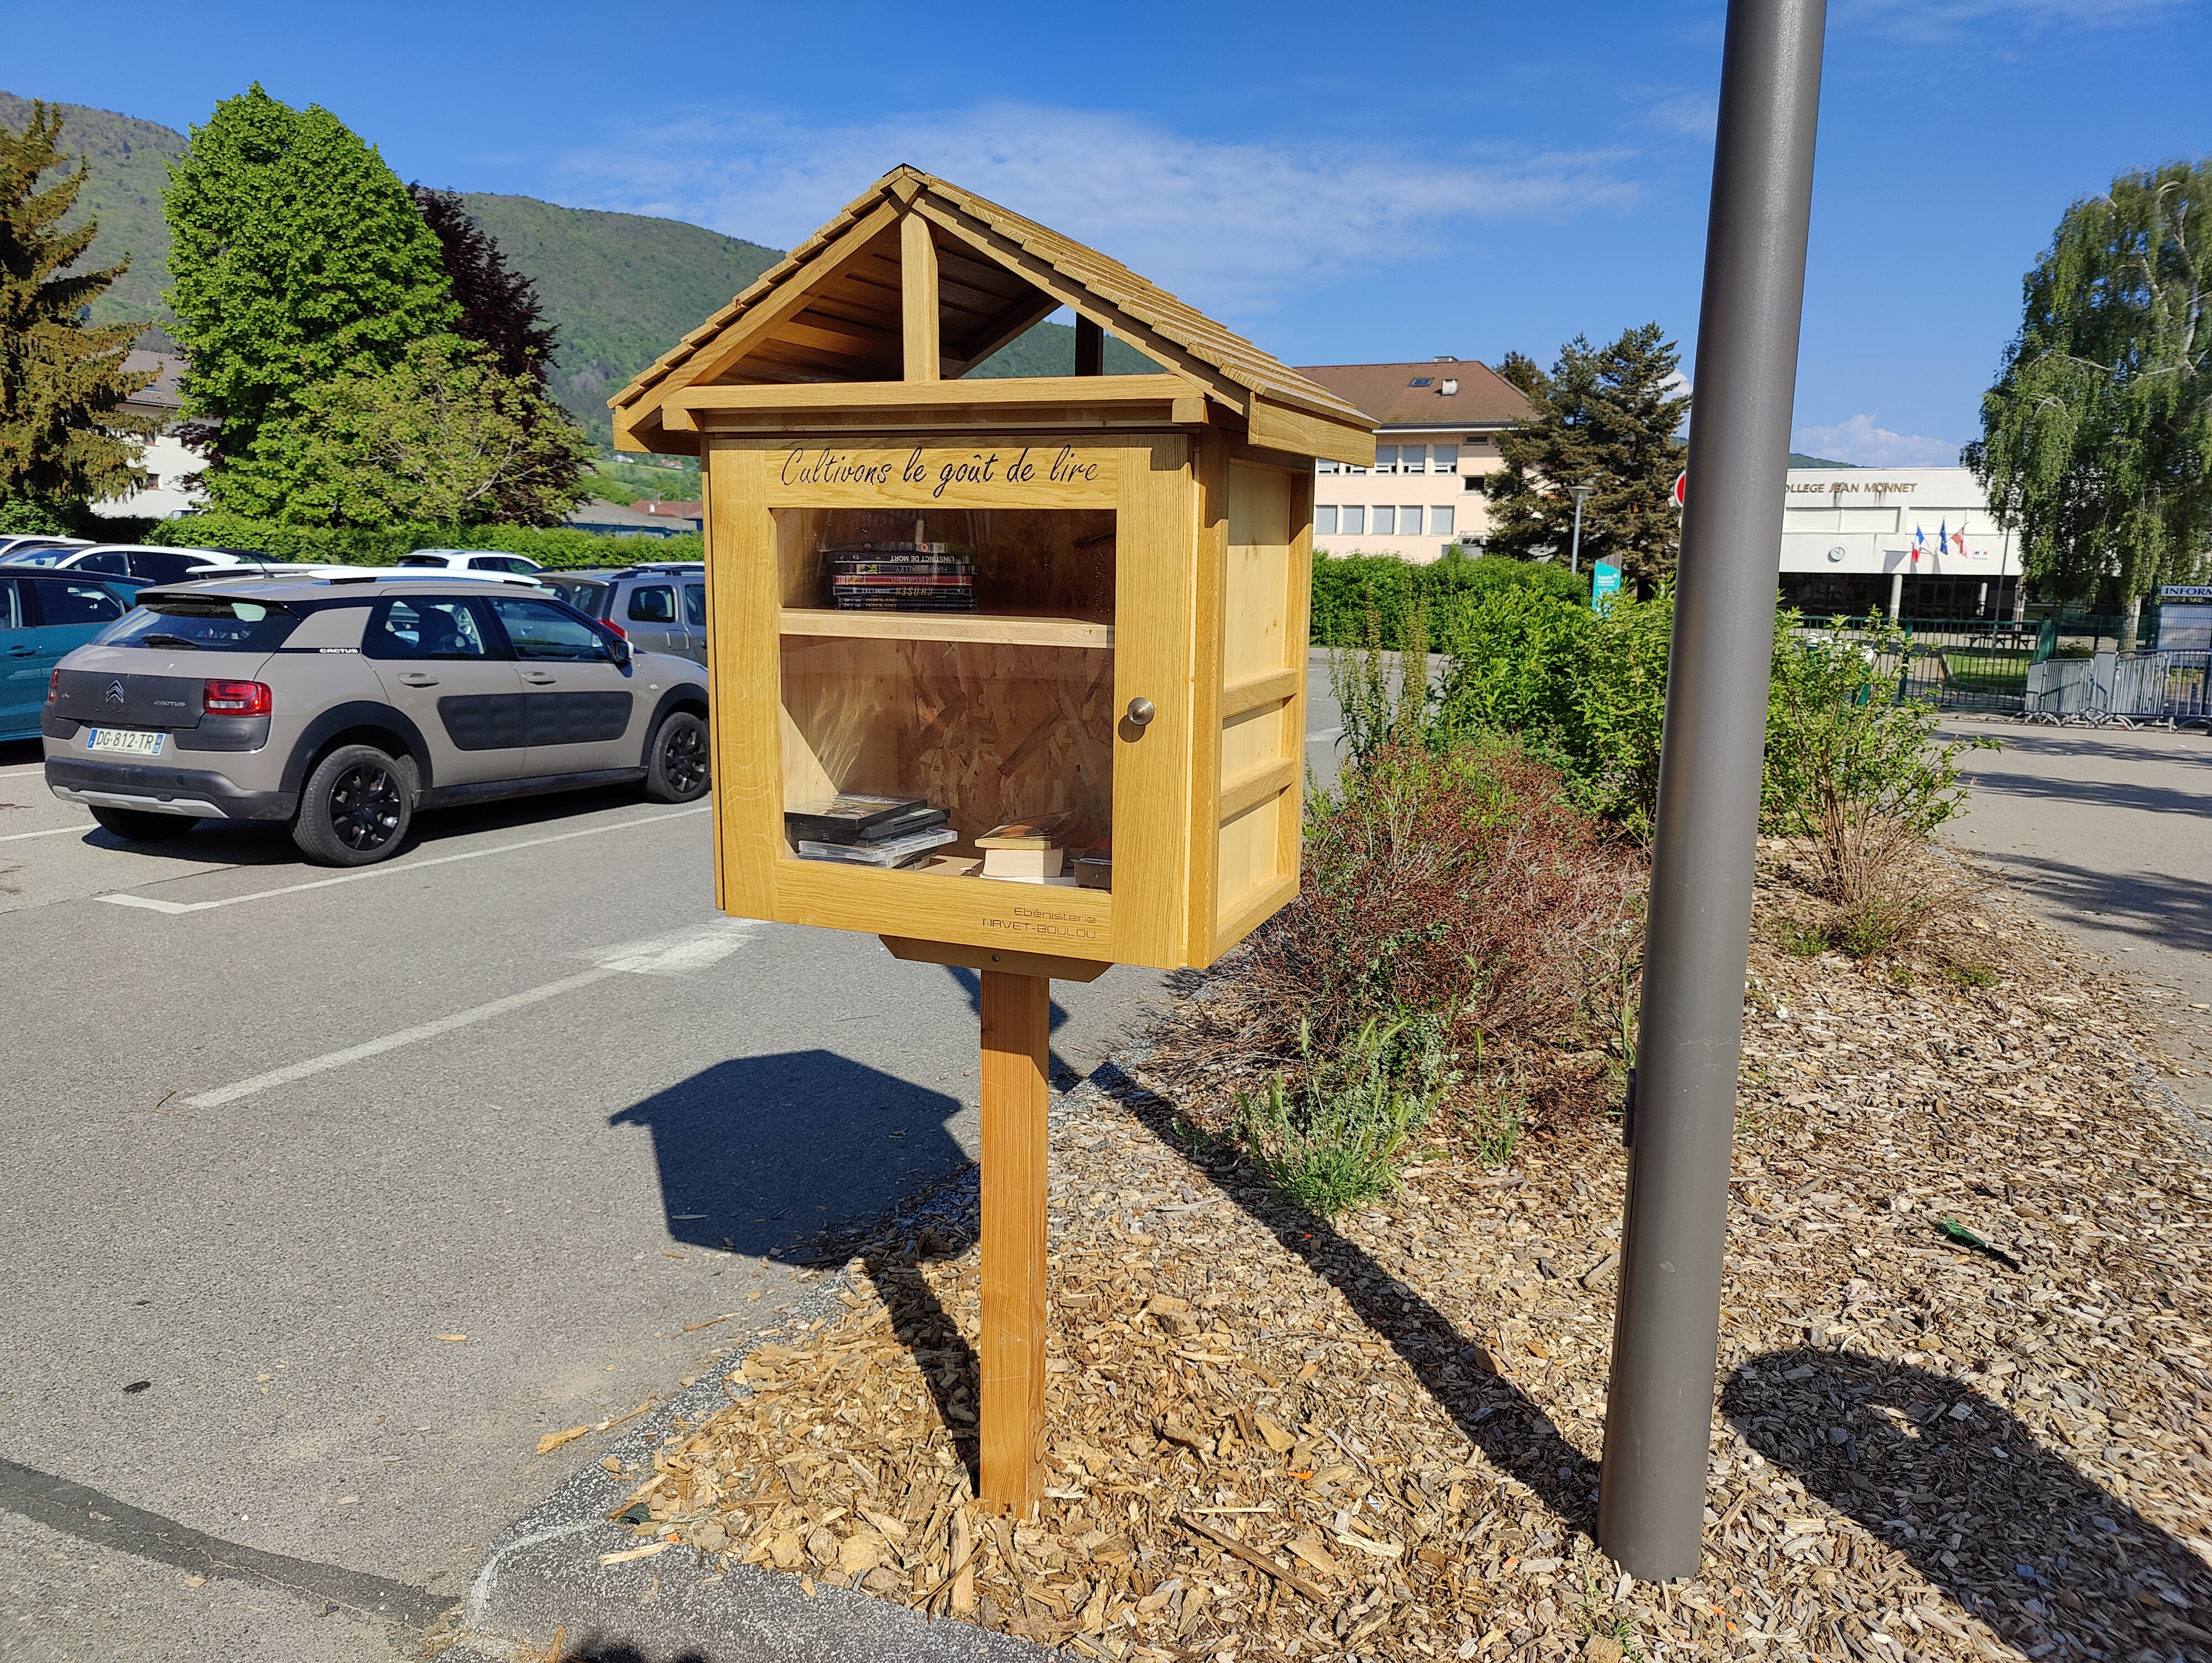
[105,679,127,707]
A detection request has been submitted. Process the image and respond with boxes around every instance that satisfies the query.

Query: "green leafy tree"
[1966,159,2211,609]
[0,101,158,507]
[1480,324,1690,588]
[162,85,456,485]
[232,333,593,528]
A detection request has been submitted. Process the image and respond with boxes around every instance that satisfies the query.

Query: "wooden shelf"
[779,607,1114,648]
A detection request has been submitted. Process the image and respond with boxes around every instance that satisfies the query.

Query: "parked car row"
[22,567,712,868]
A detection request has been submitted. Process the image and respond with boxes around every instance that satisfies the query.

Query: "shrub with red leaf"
[1231,739,1641,1080]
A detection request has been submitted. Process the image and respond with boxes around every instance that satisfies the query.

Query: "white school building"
[1775,464,2016,620]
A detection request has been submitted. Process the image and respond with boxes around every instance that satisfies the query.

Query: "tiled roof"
[1292,360,1531,430]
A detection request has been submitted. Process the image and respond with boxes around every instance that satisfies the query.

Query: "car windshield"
[395,555,445,568]
[103,598,301,652]
[8,546,77,566]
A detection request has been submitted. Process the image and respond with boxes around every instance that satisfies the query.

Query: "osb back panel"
[773,507,1115,616]
[780,635,1116,854]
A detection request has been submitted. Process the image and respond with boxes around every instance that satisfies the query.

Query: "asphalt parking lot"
[0,739,1175,1660]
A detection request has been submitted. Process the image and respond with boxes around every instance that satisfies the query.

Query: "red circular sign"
[1673,471,1687,508]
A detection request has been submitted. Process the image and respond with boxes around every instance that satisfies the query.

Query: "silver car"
[535,563,707,665]
[41,573,710,866]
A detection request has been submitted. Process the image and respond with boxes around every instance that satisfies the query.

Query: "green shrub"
[1762,614,1991,912]
[141,509,699,569]
[0,498,74,536]
[1309,549,1585,649]
[1423,584,1674,834]
[1233,1017,1454,1217]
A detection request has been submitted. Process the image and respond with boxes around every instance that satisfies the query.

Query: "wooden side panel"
[1109,433,1197,969]
[1181,432,1229,968]
[706,440,782,921]
[1208,461,1306,958]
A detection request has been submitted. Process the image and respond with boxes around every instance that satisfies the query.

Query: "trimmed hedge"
[141,510,700,569]
[1310,550,1588,647]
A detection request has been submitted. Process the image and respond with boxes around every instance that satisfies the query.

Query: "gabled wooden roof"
[610,165,1374,466]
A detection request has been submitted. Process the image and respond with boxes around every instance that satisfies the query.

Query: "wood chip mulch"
[617,856,2212,1663]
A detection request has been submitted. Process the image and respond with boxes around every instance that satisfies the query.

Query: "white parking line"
[0,765,48,780]
[0,824,82,844]
[95,804,711,915]
[185,921,754,1107]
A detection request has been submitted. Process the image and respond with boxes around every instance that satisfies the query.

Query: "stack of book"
[976,818,1079,886]
[1072,841,1112,891]
[787,793,956,867]
[823,541,977,613]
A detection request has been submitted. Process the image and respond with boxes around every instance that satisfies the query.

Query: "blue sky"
[5,0,2206,464]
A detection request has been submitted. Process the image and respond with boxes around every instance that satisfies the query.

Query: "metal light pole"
[1597,0,1827,1582]
[1569,481,1595,575]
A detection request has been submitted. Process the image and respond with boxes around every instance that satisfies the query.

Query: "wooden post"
[902,212,941,384]
[1074,315,1103,376]
[978,968,1050,1516]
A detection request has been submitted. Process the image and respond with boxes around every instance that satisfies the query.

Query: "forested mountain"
[0,92,184,331]
[3,92,1162,444]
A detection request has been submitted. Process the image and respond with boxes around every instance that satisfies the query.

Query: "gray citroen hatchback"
[41,573,711,866]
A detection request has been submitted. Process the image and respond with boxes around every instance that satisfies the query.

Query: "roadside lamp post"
[1597,0,1827,1582]
[1568,482,1595,574]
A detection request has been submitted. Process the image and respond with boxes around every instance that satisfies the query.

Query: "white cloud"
[1641,92,1718,140]
[1793,415,1961,468]
[1836,0,2187,42]
[554,103,1640,315]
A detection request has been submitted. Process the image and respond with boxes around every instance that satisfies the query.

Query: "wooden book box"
[612,165,1374,1514]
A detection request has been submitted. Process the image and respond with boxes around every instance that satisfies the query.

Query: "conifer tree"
[1966,159,2211,608]
[1481,324,1690,588]
[0,101,159,507]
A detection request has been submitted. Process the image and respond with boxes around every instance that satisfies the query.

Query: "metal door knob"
[1125,697,1155,726]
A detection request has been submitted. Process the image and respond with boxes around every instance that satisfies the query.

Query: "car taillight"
[204,678,273,717]
[603,619,628,640]
[46,669,60,703]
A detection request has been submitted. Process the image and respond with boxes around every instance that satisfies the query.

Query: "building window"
[1431,443,1458,474]
[1315,505,1339,535]
[1374,444,1398,474]
[1342,505,1365,535]
[1400,446,1425,475]
[1463,475,1481,492]
[1401,506,1423,535]
[1373,506,1396,536]
[1317,460,1340,474]
[1431,505,1454,537]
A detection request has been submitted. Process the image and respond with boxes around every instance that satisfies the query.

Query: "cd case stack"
[823,541,977,613]
[787,794,956,867]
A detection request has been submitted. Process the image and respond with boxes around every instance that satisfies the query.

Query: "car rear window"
[103,597,301,652]
[628,584,676,623]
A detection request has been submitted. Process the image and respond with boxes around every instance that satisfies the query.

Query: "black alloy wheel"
[292,743,415,866]
[645,711,711,803]
[328,759,403,851]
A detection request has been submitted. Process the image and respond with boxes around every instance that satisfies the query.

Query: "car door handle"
[8,645,36,658]
[520,671,557,685]
[398,672,439,687]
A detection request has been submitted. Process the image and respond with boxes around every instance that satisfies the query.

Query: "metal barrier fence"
[2025,649,2212,726]
[1801,619,2037,714]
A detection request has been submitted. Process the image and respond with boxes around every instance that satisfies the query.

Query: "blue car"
[0,564,150,740]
